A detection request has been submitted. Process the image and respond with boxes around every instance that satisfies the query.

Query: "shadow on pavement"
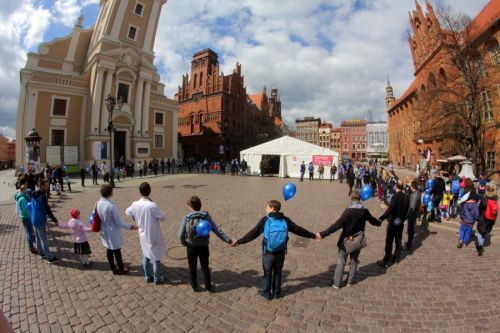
[0,224,18,234]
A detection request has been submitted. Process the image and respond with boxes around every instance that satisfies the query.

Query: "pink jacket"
[59,218,91,243]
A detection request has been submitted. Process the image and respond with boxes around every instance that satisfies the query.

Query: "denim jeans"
[21,218,35,250]
[262,250,286,296]
[34,224,54,260]
[333,248,360,288]
[459,224,473,244]
[143,257,162,281]
[406,215,417,250]
[477,231,485,247]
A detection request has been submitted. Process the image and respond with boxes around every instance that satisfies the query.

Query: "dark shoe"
[477,246,484,256]
[376,260,389,268]
[191,286,201,292]
[257,290,272,301]
[48,257,61,264]
[274,292,282,299]
[206,283,216,293]
[155,277,168,285]
[457,242,463,248]
[146,277,154,283]
[29,248,38,255]
[114,266,130,275]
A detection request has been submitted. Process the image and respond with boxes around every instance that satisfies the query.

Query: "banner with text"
[312,155,333,166]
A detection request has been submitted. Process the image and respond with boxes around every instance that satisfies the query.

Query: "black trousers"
[383,221,404,263]
[187,246,210,288]
[106,249,124,272]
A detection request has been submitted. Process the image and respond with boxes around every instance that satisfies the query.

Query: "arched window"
[199,72,203,87]
[190,115,195,134]
[199,113,203,132]
[193,74,197,89]
[439,68,447,82]
[428,72,437,87]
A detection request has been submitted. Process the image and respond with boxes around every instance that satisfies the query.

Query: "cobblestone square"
[1,174,499,332]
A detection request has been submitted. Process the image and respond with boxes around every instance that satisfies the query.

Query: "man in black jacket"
[405,180,421,252]
[429,172,446,222]
[234,200,315,300]
[377,181,409,267]
[316,189,381,288]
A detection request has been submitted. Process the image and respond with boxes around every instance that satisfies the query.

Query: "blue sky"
[0,0,490,139]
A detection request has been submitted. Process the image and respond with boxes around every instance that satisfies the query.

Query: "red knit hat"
[70,208,80,219]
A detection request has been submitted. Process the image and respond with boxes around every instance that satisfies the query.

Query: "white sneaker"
[332,285,339,289]
[346,284,352,287]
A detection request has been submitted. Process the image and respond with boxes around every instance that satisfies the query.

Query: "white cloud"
[53,0,82,27]
[0,0,491,139]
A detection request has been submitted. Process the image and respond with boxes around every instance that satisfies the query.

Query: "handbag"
[343,231,367,254]
[91,202,101,232]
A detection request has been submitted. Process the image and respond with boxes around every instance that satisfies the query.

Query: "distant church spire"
[385,78,395,110]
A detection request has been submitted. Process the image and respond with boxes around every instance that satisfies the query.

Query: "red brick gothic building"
[176,49,282,159]
[387,0,499,171]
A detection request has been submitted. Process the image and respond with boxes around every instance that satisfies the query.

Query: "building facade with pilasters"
[16,0,178,169]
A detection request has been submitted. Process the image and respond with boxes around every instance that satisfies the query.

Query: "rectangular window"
[154,134,164,149]
[52,98,67,116]
[352,144,355,150]
[155,112,164,126]
[51,129,65,146]
[138,147,148,154]
[486,152,496,169]
[134,3,144,16]
[118,83,129,104]
[128,26,137,40]
[481,89,493,122]
[344,144,347,149]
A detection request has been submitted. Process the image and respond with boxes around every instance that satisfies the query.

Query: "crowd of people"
[11,158,498,304]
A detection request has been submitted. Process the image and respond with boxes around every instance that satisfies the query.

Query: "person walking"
[126,182,168,284]
[429,172,446,223]
[330,164,337,182]
[405,180,421,252]
[299,161,306,181]
[80,166,87,187]
[476,182,498,255]
[347,166,355,196]
[91,161,99,185]
[377,181,409,267]
[338,164,344,184]
[97,184,138,274]
[58,208,92,266]
[316,189,382,288]
[318,163,324,180]
[308,162,314,181]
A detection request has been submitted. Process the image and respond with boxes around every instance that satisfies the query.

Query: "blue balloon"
[89,212,94,225]
[19,165,25,173]
[422,193,431,205]
[282,182,297,201]
[426,179,434,189]
[425,187,432,194]
[63,165,67,171]
[360,184,373,201]
[196,219,211,237]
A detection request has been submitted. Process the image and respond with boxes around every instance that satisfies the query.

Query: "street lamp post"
[105,94,123,187]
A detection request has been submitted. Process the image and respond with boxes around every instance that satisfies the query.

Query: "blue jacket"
[460,199,479,225]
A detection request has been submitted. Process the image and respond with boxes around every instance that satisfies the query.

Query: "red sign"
[312,155,333,166]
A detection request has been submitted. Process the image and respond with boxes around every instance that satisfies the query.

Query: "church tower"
[386,80,395,110]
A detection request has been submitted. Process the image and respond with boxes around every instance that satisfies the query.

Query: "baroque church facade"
[16,0,178,168]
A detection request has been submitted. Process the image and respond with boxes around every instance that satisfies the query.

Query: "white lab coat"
[125,197,166,261]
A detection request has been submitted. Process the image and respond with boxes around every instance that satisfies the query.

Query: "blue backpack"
[30,194,47,227]
[263,216,288,253]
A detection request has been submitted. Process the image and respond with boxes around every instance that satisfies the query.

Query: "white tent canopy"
[240,136,340,178]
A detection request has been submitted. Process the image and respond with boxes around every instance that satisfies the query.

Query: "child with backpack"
[58,208,92,265]
[178,196,233,292]
[457,179,480,249]
[476,182,498,256]
[233,200,315,300]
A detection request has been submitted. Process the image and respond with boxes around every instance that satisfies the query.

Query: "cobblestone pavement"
[1,174,499,333]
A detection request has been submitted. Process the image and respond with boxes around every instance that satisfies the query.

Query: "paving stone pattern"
[1,174,499,332]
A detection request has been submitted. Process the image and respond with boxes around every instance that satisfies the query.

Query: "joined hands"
[231,240,238,247]
[315,232,322,241]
